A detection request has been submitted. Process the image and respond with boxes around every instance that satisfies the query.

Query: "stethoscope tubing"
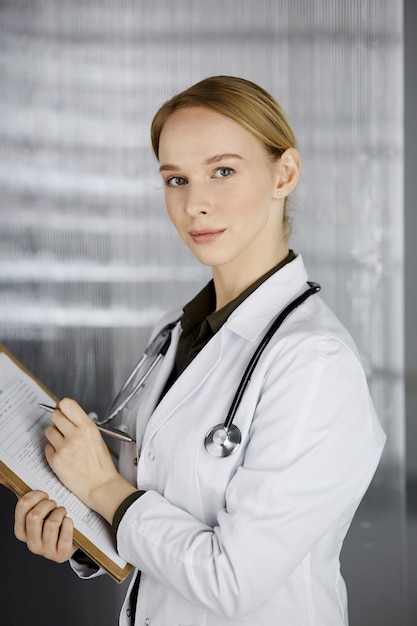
[98,321,178,425]
[222,281,321,431]
[97,281,321,458]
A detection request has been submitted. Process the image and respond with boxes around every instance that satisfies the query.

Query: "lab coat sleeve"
[116,331,385,621]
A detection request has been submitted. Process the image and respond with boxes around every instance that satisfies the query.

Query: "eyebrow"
[159,153,243,173]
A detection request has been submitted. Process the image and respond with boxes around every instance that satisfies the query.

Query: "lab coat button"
[133,457,138,466]
[147,452,155,461]
[144,618,150,625]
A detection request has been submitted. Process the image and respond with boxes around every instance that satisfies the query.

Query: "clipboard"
[0,343,132,584]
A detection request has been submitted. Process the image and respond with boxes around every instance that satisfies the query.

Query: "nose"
[184,182,212,217]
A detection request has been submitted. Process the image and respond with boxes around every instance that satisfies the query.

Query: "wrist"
[88,474,138,524]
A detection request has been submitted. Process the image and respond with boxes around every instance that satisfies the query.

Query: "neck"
[212,244,290,311]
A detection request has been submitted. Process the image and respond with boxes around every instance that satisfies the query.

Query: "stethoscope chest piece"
[204,424,242,458]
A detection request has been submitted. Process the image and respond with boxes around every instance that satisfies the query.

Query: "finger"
[41,506,67,544]
[14,490,49,534]
[58,398,89,427]
[45,421,66,447]
[15,494,56,545]
[56,516,75,562]
[42,507,74,562]
[24,502,60,555]
[48,401,95,441]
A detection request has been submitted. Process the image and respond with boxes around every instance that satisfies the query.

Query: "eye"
[213,167,234,178]
[165,176,188,188]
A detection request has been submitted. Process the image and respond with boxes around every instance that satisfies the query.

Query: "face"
[158,106,287,279]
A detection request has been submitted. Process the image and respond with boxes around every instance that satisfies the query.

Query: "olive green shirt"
[160,249,296,399]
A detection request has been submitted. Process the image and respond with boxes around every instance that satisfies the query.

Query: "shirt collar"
[181,250,297,336]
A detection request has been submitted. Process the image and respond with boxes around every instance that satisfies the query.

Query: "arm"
[44,398,138,524]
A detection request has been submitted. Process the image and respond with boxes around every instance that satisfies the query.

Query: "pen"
[37,403,136,443]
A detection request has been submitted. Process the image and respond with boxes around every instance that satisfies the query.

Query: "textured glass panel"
[0,1,404,624]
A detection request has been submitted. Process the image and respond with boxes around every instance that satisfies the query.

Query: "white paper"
[0,351,127,570]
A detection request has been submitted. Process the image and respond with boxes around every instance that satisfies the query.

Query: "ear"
[273,147,301,199]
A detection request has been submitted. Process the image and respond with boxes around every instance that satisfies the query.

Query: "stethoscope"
[95,281,320,458]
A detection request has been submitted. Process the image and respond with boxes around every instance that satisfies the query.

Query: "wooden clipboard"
[0,343,132,584]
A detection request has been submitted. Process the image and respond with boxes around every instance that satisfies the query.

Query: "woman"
[2,76,386,625]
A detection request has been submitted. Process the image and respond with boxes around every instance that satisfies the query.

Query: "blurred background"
[0,1,414,624]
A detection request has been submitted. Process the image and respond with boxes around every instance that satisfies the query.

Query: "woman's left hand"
[45,398,137,523]
[14,490,76,563]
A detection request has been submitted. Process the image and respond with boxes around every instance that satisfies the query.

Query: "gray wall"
[0,1,411,624]
[405,0,417,481]
[404,0,417,621]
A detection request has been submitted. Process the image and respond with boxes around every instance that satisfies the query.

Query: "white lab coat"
[75,255,386,626]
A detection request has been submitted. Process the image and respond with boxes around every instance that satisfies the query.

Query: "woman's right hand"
[14,490,76,563]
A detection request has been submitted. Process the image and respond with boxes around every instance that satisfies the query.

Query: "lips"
[189,229,225,244]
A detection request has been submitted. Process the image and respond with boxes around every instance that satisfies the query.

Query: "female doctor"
[2,76,386,625]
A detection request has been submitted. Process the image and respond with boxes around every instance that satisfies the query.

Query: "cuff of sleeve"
[112,490,146,540]
[72,548,98,569]
[70,549,101,578]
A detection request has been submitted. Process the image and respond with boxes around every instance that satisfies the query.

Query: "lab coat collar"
[224,254,309,342]
[140,254,309,442]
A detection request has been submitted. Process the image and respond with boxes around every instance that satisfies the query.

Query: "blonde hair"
[151,75,298,236]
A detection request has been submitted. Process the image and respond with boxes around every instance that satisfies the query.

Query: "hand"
[14,490,75,563]
[45,398,138,523]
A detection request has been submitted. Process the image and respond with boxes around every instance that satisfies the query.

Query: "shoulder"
[251,295,385,462]
[287,294,363,365]
[258,293,369,404]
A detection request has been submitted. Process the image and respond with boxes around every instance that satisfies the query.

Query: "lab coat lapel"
[143,255,309,441]
[136,321,182,423]
[143,323,224,441]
